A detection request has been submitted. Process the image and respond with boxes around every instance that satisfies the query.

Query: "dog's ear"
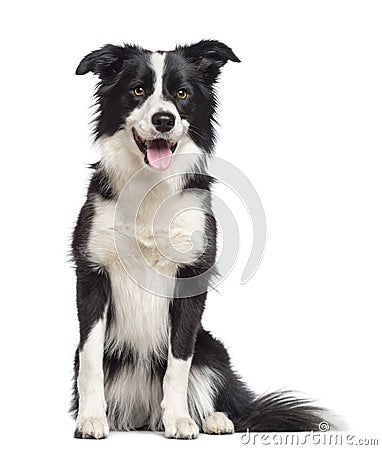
[179,40,240,83]
[76,44,130,78]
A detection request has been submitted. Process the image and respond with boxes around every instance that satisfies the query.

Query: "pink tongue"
[146,139,172,171]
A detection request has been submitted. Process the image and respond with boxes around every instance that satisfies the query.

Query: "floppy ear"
[75,44,129,78]
[178,40,240,82]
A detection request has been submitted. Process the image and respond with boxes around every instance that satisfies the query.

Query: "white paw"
[203,412,234,434]
[164,417,199,439]
[74,416,110,439]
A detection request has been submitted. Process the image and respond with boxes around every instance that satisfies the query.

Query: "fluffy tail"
[232,391,330,432]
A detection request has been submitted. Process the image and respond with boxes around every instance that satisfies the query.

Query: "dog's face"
[76,41,239,172]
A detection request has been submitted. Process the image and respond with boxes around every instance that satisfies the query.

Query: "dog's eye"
[133,86,145,96]
[176,89,188,100]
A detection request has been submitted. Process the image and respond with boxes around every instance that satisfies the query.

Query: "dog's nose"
[152,112,175,133]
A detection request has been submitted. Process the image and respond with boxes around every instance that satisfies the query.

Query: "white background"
[1,1,381,449]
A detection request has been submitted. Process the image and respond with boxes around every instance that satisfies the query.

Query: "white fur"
[76,317,109,438]
[188,365,220,425]
[163,417,199,439]
[87,175,207,355]
[162,354,192,417]
[87,195,172,357]
[105,265,171,359]
[103,359,221,432]
[161,355,222,438]
[203,412,234,434]
[105,360,163,430]
[161,352,199,438]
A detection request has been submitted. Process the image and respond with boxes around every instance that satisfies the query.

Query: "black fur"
[75,262,110,350]
[88,163,116,200]
[77,44,154,139]
[71,40,331,437]
[232,391,326,432]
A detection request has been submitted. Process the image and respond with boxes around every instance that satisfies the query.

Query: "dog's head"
[76,40,240,172]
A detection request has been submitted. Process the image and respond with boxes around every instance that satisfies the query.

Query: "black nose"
[152,112,175,133]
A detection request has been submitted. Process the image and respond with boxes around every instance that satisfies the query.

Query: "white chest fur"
[87,176,207,357]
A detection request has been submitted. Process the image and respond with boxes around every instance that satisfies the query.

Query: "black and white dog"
[71,40,327,439]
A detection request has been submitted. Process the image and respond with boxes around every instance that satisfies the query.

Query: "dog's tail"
[232,390,332,432]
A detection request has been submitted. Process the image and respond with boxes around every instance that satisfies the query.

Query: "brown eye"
[133,86,145,96]
[176,89,188,100]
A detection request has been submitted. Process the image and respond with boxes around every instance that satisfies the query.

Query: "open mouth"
[133,128,178,171]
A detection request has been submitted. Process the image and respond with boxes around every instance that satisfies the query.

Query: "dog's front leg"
[161,289,206,439]
[74,266,110,439]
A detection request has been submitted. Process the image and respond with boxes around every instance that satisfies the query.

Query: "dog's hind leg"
[188,328,254,435]
[190,328,329,434]
[187,362,235,435]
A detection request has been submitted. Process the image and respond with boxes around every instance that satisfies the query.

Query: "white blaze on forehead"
[150,52,166,97]
[128,51,184,141]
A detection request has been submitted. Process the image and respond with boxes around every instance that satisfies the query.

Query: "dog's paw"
[203,412,234,434]
[164,417,199,439]
[74,416,110,439]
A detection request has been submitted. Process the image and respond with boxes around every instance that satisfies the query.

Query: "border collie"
[71,40,328,439]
